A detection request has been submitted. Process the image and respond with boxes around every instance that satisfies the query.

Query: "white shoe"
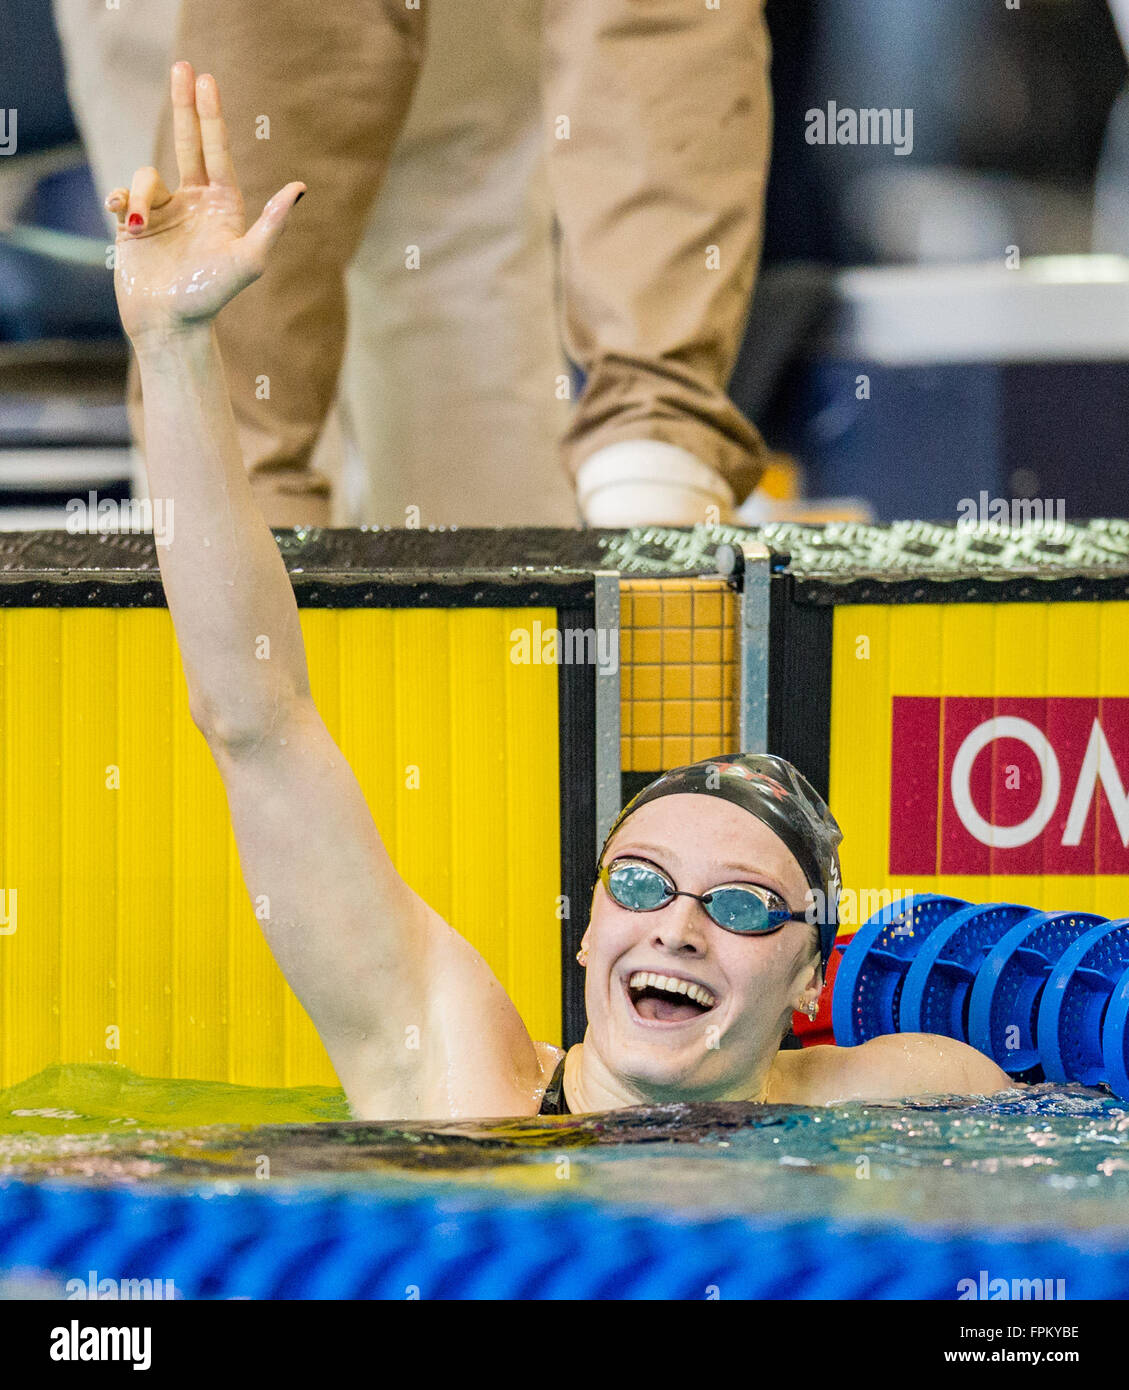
[576,440,736,527]
[737,492,876,525]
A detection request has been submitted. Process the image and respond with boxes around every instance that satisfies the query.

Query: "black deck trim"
[792,574,1129,607]
[557,603,598,1049]
[768,573,833,800]
[0,569,596,610]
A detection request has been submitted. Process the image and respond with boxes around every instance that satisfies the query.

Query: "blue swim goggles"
[598,857,811,936]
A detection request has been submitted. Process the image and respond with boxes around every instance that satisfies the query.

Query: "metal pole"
[593,570,622,851]
[716,540,771,754]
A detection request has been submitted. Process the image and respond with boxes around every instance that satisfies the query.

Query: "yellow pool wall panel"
[0,606,562,1088]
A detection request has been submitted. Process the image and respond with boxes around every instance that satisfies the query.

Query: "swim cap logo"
[711,761,791,801]
[749,773,790,802]
[709,759,754,781]
[827,858,842,919]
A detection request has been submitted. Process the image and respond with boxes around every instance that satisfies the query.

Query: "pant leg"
[52,0,180,205]
[337,0,576,527]
[126,0,427,527]
[543,0,772,503]
[52,0,182,515]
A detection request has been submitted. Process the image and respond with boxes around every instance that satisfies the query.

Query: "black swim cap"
[599,753,843,968]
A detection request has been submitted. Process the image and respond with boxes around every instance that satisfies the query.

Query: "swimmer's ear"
[240,182,307,270]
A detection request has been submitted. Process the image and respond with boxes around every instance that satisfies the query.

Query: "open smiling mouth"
[626,971,718,1024]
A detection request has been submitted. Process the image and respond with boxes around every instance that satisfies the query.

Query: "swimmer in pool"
[107,62,1013,1120]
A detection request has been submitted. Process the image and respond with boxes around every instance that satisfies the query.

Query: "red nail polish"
[128,213,144,228]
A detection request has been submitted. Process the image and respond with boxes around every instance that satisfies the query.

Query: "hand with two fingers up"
[105,61,306,349]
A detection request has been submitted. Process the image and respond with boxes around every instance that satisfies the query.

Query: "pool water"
[3,1063,1129,1236]
[0,1063,351,1137]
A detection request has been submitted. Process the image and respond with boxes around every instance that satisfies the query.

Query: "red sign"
[889,696,1129,875]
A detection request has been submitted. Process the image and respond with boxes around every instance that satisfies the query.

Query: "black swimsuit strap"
[538,1055,570,1115]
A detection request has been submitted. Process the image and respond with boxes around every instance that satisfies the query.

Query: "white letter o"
[950,716,1060,848]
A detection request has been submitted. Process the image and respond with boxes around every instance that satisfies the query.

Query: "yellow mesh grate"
[619,578,738,773]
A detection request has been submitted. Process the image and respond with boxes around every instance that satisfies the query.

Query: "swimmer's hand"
[105,61,305,349]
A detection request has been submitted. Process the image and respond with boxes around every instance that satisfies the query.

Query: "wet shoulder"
[770,1033,1012,1104]
[768,1043,845,1104]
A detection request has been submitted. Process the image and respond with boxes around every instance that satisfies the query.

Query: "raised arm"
[109,62,546,1120]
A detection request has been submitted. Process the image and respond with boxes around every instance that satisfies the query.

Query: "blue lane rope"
[968,911,1108,1077]
[1103,962,1129,1102]
[1,1180,1128,1300]
[830,894,968,1045]
[1039,920,1129,1085]
[834,896,1129,1097]
[898,903,1034,1040]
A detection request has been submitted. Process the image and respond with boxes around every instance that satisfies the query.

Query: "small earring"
[576,947,589,967]
[799,1000,817,1020]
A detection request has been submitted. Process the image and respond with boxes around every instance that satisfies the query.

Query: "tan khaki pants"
[335,0,576,527]
[58,0,574,528]
[53,0,180,202]
[543,0,773,502]
[78,0,770,523]
[123,0,428,527]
